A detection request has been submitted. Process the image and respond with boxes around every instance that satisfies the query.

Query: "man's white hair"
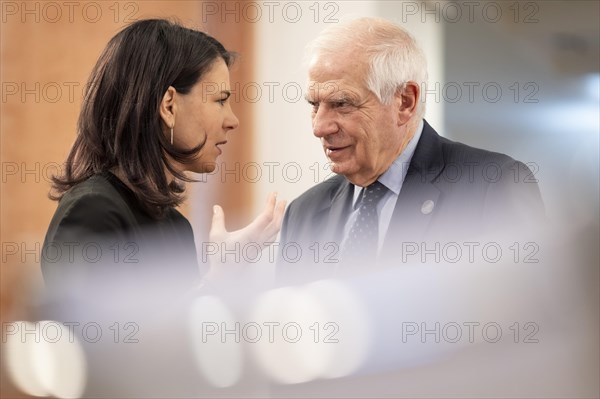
[306,17,428,119]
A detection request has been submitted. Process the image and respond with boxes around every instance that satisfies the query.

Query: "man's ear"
[395,82,419,125]
[159,86,177,128]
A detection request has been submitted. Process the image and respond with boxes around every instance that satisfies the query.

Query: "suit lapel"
[324,178,354,242]
[384,171,441,248]
[382,121,445,256]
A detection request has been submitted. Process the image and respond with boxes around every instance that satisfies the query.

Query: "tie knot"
[360,181,388,208]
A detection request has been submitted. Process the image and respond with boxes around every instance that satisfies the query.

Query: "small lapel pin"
[421,200,435,215]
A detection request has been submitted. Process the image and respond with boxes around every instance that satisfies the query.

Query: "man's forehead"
[307,79,340,92]
[306,76,368,102]
[308,52,365,77]
[307,54,367,98]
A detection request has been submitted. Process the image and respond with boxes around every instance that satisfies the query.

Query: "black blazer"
[41,171,200,295]
[278,121,544,273]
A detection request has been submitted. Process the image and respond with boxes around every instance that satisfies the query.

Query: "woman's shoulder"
[48,173,139,237]
[62,172,124,200]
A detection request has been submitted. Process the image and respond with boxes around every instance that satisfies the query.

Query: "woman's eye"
[217,93,231,105]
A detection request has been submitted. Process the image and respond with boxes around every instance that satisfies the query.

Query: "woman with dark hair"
[42,19,285,294]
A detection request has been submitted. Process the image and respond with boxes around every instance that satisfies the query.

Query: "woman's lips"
[216,140,227,154]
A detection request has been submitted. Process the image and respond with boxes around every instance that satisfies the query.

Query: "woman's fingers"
[256,194,287,241]
[209,204,227,241]
[260,192,278,224]
[248,192,279,232]
[274,199,287,226]
[265,191,277,212]
[263,199,287,239]
[210,194,287,249]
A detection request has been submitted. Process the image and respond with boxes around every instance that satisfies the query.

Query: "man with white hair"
[279,18,543,271]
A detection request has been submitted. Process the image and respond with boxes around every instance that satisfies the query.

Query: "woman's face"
[171,58,239,173]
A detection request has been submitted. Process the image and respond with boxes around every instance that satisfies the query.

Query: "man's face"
[306,53,407,187]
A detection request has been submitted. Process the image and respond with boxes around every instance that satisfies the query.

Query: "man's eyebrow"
[329,93,351,100]
[304,92,357,105]
[221,90,231,98]
[326,93,354,103]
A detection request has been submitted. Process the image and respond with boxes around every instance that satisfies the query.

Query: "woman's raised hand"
[209,192,287,253]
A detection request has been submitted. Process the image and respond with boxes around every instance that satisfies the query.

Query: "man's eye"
[218,98,227,105]
[332,100,350,108]
[308,101,319,112]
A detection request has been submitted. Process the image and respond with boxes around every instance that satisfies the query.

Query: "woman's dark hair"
[51,19,235,218]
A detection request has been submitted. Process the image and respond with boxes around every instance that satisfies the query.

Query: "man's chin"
[329,161,342,174]
[329,162,354,179]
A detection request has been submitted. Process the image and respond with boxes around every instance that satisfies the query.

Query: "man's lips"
[325,145,351,158]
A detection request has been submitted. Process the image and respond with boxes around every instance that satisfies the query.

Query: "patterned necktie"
[342,181,388,264]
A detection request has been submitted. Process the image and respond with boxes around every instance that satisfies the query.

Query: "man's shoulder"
[439,135,514,165]
[418,124,525,180]
[419,121,513,163]
[288,174,347,211]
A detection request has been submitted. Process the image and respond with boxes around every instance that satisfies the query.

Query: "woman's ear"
[159,86,177,128]
[395,82,419,126]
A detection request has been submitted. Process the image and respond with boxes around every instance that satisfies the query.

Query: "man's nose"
[312,106,338,138]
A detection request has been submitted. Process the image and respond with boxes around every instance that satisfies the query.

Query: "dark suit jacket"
[278,121,544,275]
[42,171,201,296]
